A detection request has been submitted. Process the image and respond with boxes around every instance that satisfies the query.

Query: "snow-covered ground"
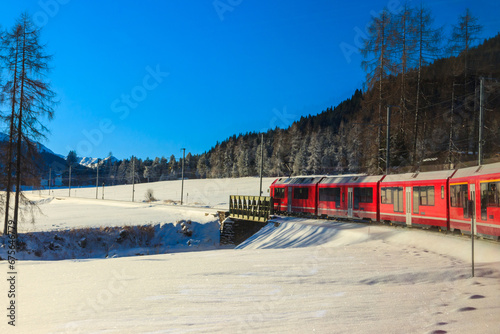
[1,177,499,333]
[33,176,276,210]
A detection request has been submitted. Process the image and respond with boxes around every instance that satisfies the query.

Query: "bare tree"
[361,9,395,172]
[448,9,483,87]
[1,24,21,234]
[392,2,416,129]
[448,9,482,156]
[2,13,56,235]
[412,4,442,164]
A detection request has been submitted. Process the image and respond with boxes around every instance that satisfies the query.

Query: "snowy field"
[1,177,499,333]
[30,176,277,210]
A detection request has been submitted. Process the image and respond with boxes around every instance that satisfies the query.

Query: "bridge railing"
[229,195,273,222]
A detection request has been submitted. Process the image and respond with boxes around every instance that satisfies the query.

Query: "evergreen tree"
[196,153,209,178]
[292,141,308,176]
[307,131,323,174]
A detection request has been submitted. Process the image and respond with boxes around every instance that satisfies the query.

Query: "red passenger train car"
[270,176,323,215]
[449,162,500,238]
[318,175,384,221]
[379,170,456,230]
[269,162,500,240]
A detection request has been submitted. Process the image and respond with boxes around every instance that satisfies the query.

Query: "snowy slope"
[1,217,499,333]
[31,176,276,209]
[1,178,499,333]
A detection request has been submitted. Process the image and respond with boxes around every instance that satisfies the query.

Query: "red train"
[270,162,500,240]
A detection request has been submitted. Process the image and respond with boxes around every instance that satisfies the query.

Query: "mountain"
[77,155,118,168]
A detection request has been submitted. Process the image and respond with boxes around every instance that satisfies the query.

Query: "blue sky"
[1,0,499,160]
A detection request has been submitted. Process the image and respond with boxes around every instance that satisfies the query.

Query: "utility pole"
[96,162,99,199]
[386,106,391,174]
[132,157,135,202]
[181,148,185,205]
[470,199,475,277]
[102,182,105,200]
[259,133,264,195]
[478,77,484,166]
[48,167,51,195]
[448,86,454,169]
[68,165,72,197]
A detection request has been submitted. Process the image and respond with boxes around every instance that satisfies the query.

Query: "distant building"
[40,174,63,187]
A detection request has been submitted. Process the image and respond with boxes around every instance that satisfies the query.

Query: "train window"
[394,187,404,213]
[413,188,419,214]
[450,184,468,208]
[381,187,392,204]
[441,186,444,199]
[293,188,309,200]
[354,187,373,204]
[381,187,403,212]
[319,188,340,202]
[481,182,500,221]
[274,188,285,199]
[414,186,435,206]
[450,184,470,218]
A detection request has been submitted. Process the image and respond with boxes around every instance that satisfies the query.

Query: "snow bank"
[0,220,220,261]
[238,217,500,264]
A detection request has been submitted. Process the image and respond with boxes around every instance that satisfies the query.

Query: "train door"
[470,183,476,235]
[347,187,353,218]
[287,187,292,213]
[405,187,412,226]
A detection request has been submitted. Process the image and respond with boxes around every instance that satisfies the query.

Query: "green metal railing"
[229,195,273,222]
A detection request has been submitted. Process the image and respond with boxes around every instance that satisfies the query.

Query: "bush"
[145,189,157,202]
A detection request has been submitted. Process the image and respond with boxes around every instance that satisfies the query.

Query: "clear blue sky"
[1,0,499,160]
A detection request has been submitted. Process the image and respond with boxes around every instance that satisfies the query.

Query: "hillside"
[200,34,500,177]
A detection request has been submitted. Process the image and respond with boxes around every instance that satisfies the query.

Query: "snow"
[35,176,276,210]
[1,177,500,333]
[76,155,119,168]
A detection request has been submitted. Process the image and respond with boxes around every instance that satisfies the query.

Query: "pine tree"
[292,141,308,176]
[196,153,209,178]
[334,121,348,173]
[307,131,323,174]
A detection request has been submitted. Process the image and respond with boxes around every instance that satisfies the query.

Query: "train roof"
[319,174,381,184]
[271,162,500,186]
[451,162,500,179]
[381,169,456,183]
[273,176,324,185]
